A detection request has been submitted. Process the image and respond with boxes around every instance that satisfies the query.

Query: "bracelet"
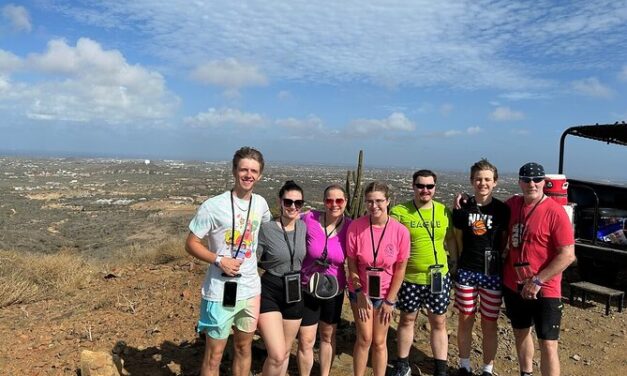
[531,276,542,287]
[384,299,396,306]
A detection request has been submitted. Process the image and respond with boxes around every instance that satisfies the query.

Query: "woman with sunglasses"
[297,184,351,376]
[347,181,410,376]
[257,180,307,376]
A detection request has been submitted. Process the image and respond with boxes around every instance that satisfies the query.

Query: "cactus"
[345,150,364,219]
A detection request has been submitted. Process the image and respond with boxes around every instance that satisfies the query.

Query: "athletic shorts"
[503,287,563,340]
[347,291,384,309]
[301,291,344,326]
[397,274,452,315]
[260,273,304,320]
[454,268,502,320]
[197,295,260,340]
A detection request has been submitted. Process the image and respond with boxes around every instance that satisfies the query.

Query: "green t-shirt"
[390,200,452,284]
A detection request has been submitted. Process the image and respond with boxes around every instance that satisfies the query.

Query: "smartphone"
[284,272,302,304]
[429,264,444,294]
[223,281,237,307]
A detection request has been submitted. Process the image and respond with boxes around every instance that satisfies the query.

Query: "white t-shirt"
[188,190,271,301]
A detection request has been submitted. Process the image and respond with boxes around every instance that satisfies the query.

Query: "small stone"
[571,354,581,361]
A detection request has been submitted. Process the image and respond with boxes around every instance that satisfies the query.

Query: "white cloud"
[490,106,525,121]
[184,108,265,128]
[439,103,454,117]
[512,129,529,135]
[426,126,483,138]
[2,4,31,32]
[277,90,292,101]
[467,126,482,134]
[4,38,178,124]
[190,59,268,96]
[620,65,627,82]
[0,50,22,72]
[345,112,415,137]
[571,77,614,98]
[499,91,550,101]
[276,115,336,139]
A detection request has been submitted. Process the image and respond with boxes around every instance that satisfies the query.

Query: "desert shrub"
[0,249,93,308]
[104,235,189,266]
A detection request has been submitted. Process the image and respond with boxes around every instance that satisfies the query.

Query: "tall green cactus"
[345,150,364,219]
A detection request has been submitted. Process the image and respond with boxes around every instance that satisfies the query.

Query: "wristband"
[531,275,542,287]
[214,255,223,267]
[384,299,396,307]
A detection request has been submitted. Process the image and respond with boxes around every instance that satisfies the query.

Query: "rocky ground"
[0,260,624,376]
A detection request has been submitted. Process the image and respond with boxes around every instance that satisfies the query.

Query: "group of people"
[185,146,575,376]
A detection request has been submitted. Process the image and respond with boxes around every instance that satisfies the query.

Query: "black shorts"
[301,291,344,326]
[503,287,563,340]
[260,273,304,320]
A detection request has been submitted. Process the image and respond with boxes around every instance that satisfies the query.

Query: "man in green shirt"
[390,169,457,376]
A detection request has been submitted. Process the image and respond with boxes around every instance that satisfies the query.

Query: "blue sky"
[1,1,627,180]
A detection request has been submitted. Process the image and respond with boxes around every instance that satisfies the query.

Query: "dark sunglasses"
[325,198,346,206]
[414,183,435,190]
[282,198,304,209]
[519,176,545,184]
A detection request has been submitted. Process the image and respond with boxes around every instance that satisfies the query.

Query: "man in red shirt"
[503,162,575,376]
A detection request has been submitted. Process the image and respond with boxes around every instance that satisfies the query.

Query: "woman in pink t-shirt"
[297,184,351,376]
[347,181,410,376]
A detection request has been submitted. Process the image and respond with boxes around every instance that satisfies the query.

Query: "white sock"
[459,358,471,371]
[482,363,494,374]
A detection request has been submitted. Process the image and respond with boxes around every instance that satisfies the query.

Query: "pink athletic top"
[301,210,351,289]
[346,215,410,297]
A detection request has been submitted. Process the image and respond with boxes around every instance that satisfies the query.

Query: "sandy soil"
[0,262,624,376]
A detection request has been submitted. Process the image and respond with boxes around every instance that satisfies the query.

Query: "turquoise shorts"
[197,295,260,340]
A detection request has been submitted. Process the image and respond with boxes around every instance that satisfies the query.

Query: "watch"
[214,255,223,267]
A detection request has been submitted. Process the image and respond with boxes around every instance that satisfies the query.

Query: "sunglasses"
[325,198,346,207]
[282,198,304,209]
[519,176,545,184]
[414,183,436,190]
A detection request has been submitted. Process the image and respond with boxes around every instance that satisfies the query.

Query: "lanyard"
[321,213,343,263]
[280,218,298,272]
[230,190,253,259]
[369,216,390,268]
[413,200,439,265]
[517,195,544,262]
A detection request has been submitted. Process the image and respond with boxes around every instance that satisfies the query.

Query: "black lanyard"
[369,216,390,268]
[321,213,343,262]
[517,195,544,262]
[414,200,439,265]
[230,190,253,259]
[280,218,298,272]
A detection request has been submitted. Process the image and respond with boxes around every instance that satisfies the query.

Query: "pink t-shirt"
[346,215,410,296]
[301,210,351,289]
[503,196,575,298]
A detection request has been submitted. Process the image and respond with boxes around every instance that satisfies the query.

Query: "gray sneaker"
[392,360,412,376]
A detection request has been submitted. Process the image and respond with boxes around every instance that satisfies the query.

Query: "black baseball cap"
[518,162,545,178]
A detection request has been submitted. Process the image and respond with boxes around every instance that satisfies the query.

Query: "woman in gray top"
[257,180,307,376]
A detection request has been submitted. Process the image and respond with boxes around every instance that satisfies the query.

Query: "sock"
[434,359,448,375]
[482,363,493,374]
[397,356,409,365]
[459,358,471,371]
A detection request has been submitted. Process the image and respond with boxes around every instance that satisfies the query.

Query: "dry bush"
[104,235,189,267]
[0,249,93,308]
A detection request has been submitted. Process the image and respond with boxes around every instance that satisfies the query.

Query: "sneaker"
[391,360,412,376]
[480,373,493,376]
[457,368,473,376]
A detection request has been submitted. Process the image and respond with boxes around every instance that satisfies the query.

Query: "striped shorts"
[454,268,502,321]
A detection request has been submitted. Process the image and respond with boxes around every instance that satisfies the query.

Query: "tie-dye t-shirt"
[189,191,271,301]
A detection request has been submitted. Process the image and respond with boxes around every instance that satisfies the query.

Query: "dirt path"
[0,262,625,375]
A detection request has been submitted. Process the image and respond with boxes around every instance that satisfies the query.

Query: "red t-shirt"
[346,216,410,297]
[503,196,574,298]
